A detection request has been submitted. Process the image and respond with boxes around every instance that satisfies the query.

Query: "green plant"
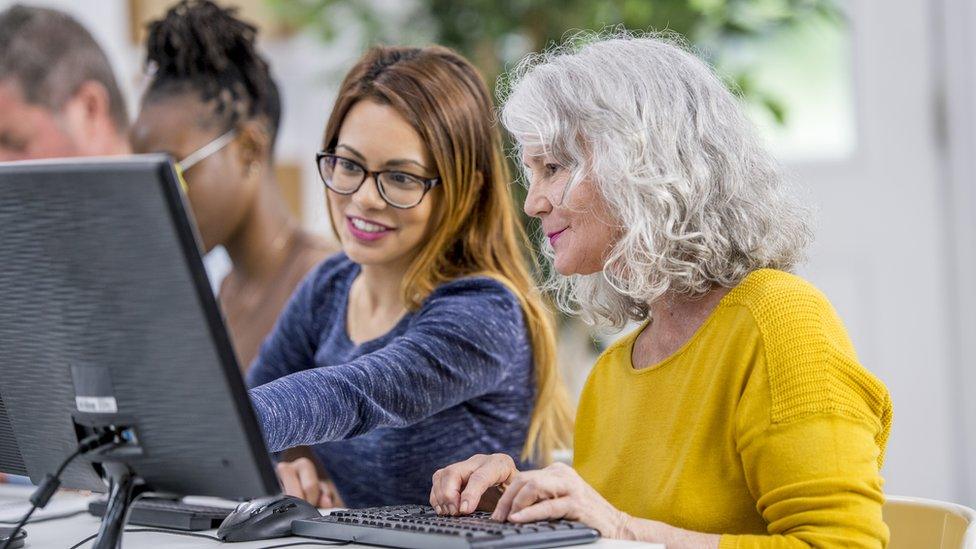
[267,0,842,123]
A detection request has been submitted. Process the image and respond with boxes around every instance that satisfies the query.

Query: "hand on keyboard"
[432,455,629,538]
[430,453,517,516]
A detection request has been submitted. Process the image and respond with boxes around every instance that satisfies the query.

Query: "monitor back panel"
[0,157,277,498]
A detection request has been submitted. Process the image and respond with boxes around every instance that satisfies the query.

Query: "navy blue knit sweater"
[246,254,534,507]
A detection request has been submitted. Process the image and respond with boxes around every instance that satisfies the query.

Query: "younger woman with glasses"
[245,45,573,509]
[130,0,336,369]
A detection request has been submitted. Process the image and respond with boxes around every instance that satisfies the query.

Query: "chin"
[553,252,603,277]
[341,243,377,265]
[340,240,396,267]
[552,256,582,276]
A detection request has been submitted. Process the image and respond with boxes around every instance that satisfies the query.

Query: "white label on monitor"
[75,396,118,414]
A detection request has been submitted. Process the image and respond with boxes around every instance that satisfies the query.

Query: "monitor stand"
[91,461,147,548]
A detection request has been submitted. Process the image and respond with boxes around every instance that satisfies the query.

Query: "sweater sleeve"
[247,277,529,453]
[719,413,888,549]
[720,281,892,549]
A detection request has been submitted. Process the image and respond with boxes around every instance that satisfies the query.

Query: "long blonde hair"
[323,45,573,462]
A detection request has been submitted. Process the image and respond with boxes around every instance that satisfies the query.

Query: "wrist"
[610,509,637,540]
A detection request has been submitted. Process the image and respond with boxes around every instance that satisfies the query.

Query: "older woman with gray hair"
[430,33,892,548]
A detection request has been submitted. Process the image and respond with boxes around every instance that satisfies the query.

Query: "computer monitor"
[0,394,27,476]
[0,156,279,546]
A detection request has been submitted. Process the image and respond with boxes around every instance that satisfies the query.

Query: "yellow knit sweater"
[573,269,892,548]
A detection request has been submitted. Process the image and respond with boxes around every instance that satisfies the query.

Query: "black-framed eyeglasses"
[316,152,439,209]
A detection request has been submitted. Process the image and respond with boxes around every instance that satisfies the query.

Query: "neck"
[633,285,731,369]
[223,170,297,281]
[647,287,729,335]
[354,258,412,315]
[80,128,130,157]
[103,131,130,155]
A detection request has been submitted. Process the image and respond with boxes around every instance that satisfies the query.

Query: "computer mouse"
[216,495,321,542]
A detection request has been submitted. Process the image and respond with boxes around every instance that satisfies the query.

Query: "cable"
[66,527,218,549]
[65,528,353,549]
[0,508,88,524]
[257,541,352,548]
[0,505,34,549]
[66,533,98,549]
[1,431,120,549]
[125,527,220,540]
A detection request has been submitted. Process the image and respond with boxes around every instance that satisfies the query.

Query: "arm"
[718,413,887,548]
[603,414,886,548]
[429,456,719,548]
[430,416,885,549]
[248,279,527,452]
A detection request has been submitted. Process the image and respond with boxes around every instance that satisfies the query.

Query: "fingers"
[430,454,516,516]
[508,473,561,516]
[491,472,526,521]
[317,481,334,509]
[294,458,322,506]
[276,458,323,506]
[492,467,569,522]
[319,478,345,509]
[508,497,572,523]
[430,461,472,515]
[458,455,516,515]
[276,461,304,501]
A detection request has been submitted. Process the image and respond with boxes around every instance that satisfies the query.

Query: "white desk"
[0,485,662,548]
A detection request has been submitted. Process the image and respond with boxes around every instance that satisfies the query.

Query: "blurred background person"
[0,4,129,161]
[130,0,337,369]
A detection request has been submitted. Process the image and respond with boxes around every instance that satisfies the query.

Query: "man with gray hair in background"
[0,3,129,161]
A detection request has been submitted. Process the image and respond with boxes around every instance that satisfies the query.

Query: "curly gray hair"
[500,31,814,329]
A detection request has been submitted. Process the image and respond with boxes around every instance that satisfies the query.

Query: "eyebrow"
[335,144,431,173]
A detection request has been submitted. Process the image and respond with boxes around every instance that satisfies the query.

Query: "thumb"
[317,481,335,509]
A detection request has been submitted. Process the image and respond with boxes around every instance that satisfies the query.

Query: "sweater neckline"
[336,261,414,350]
[622,269,770,375]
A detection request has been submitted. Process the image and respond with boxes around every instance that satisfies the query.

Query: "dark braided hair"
[143,0,281,153]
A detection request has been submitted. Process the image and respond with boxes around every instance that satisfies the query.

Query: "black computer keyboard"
[292,504,600,549]
[87,497,234,531]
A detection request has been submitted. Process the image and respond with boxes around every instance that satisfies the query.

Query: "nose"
[351,174,388,210]
[523,180,552,219]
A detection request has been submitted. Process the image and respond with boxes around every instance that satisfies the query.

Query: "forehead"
[336,99,430,166]
[520,142,552,160]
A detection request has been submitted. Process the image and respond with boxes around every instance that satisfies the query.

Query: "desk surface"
[0,485,662,548]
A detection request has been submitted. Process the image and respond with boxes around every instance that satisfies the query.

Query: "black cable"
[257,541,352,548]
[0,508,88,524]
[1,431,120,549]
[65,528,353,549]
[125,527,220,540]
[0,505,34,549]
[66,532,97,549]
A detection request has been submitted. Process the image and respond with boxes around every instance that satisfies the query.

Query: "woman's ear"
[235,120,270,174]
